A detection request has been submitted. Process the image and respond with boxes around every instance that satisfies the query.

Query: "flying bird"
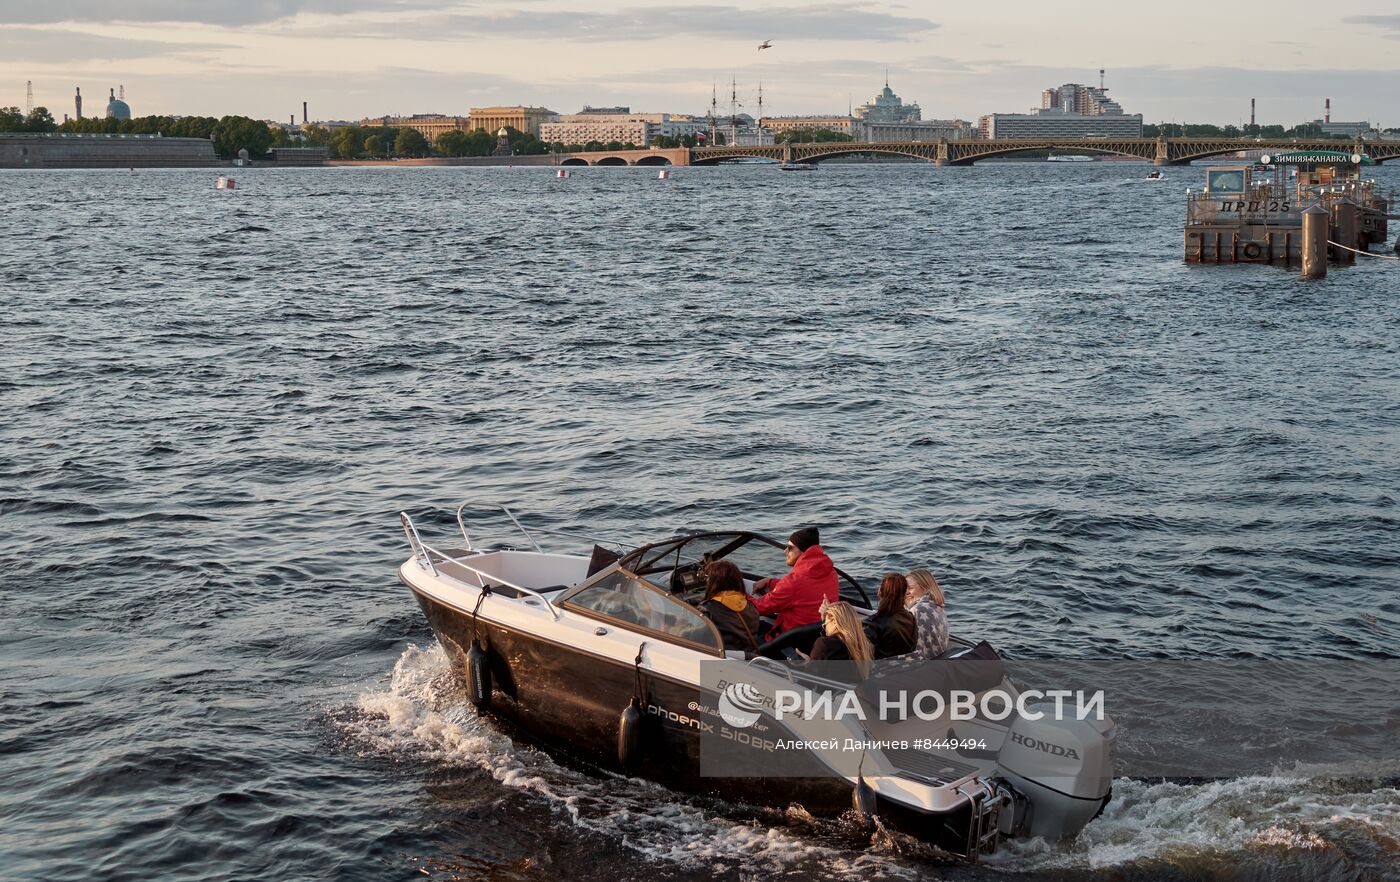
[758,40,773,50]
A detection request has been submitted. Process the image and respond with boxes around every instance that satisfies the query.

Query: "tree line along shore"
[4,106,1378,164]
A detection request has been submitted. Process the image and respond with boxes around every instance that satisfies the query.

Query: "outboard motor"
[994,706,1115,840]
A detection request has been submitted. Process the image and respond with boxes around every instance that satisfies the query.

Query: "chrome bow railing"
[399,511,561,619]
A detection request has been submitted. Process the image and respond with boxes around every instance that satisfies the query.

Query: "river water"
[3,162,1398,881]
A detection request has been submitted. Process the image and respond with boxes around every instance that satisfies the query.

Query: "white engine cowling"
[994,706,1115,840]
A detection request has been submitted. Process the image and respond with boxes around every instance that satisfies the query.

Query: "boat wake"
[991,775,1400,878]
[333,643,1400,881]
[330,642,925,881]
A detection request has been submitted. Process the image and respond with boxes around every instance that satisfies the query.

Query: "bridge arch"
[796,145,936,164]
[559,157,588,166]
[947,143,1152,165]
[594,156,629,166]
[634,155,671,166]
[691,155,781,166]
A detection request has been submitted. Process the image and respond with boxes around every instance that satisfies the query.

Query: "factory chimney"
[1250,98,1255,128]
[302,101,308,124]
[75,87,82,119]
[1325,98,1330,124]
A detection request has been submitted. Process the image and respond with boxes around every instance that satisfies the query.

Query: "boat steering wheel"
[669,561,707,597]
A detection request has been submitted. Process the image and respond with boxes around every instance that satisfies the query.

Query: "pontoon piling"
[1335,200,1359,264]
[1302,204,1329,279]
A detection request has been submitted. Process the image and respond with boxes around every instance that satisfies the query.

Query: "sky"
[2,1,1398,126]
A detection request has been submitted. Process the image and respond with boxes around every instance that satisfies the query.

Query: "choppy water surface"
[3,163,1398,881]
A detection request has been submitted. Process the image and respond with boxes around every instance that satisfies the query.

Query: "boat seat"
[755,622,823,660]
[587,544,619,577]
[476,582,570,599]
[856,641,1005,722]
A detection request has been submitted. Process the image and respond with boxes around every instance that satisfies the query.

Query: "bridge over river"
[561,138,1400,168]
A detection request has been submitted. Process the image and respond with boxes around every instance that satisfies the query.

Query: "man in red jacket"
[751,526,839,637]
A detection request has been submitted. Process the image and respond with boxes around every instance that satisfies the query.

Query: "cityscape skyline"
[1,2,1398,126]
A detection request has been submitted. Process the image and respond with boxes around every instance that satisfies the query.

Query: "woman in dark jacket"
[807,601,875,678]
[701,559,761,654]
[864,573,918,659]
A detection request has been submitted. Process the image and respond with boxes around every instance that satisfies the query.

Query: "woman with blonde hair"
[905,568,949,658]
[807,601,874,678]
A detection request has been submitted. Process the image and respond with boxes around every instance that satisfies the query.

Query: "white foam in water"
[988,775,1400,872]
[336,643,919,881]
[341,645,1400,877]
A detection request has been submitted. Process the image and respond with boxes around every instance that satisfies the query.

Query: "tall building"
[361,114,472,140]
[983,75,1141,139]
[853,79,921,124]
[467,106,557,138]
[1040,83,1123,116]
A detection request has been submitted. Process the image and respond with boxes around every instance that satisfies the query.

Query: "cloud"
[1343,15,1400,27]
[0,0,443,26]
[0,28,226,62]
[313,4,939,42]
[0,0,936,38]
[1342,14,1400,38]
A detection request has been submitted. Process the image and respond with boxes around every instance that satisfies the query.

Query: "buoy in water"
[465,639,491,710]
[556,168,570,178]
[617,697,643,771]
[657,169,671,179]
[216,176,235,190]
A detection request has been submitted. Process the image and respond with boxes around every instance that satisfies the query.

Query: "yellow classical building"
[467,106,558,138]
[360,114,472,140]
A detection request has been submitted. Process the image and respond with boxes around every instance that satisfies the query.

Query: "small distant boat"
[1047,154,1092,162]
[778,162,816,172]
[215,176,235,190]
[1145,170,1164,180]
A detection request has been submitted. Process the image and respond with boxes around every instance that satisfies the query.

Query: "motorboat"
[397,504,1116,861]
[1145,170,1165,181]
[778,162,817,171]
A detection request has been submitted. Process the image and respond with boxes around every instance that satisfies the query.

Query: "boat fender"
[618,641,649,771]
[1242,242,1263,259]
[465,639,491,710]
[618,697,643,771]
[851,775,877,829]
[462,585,493,710]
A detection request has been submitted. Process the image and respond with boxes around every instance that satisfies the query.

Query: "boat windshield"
[621,532,774,579]
[562,570,722,653]
[613,530,871,607]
